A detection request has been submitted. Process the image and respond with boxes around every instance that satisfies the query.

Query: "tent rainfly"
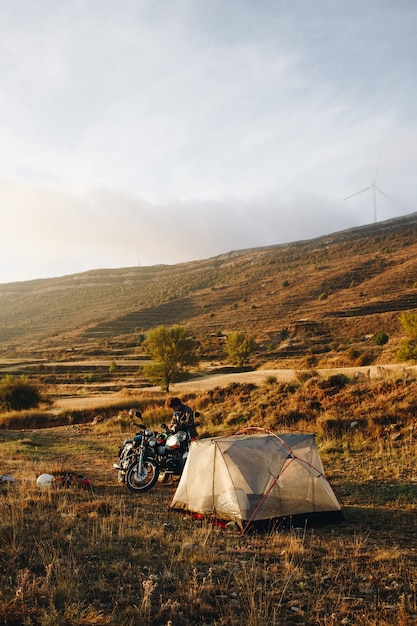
[169,431,345,534]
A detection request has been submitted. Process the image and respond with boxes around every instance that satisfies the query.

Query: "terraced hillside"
[1,212,417,368]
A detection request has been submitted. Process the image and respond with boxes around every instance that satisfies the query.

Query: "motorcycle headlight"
[148,436,156,447]
[177,431,187,442]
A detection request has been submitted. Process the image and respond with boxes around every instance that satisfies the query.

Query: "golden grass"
[0,373,416,624]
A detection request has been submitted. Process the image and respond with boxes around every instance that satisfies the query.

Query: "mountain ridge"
[1,211,417,364]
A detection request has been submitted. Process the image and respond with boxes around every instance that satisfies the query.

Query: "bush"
[319,374,350,391]
[0,375,43,412]
[400,311,417,338]
[374,332,389,346]
[355,351,376,366]
[396,339,417,362]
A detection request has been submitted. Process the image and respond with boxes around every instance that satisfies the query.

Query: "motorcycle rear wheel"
[126,459,159,492]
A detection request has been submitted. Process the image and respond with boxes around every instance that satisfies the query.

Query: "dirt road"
[53,363,416,411]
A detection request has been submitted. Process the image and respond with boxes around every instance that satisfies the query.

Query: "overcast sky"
[1,0,417,283]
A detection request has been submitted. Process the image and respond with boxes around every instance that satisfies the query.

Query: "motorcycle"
[113,421,151,484]
[113,411,200,493]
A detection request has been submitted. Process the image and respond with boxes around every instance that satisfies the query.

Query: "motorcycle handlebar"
[132,422,146,430]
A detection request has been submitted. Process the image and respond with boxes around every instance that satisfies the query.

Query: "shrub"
[347,347,361,362]
[400,311,417,338]
[295,370,316,383]
[0,375,43,412]
[355,351,376,366]
[319,374,350,391]
[374,332,389,346]
[303,355,319,368]
[396,338,417,362]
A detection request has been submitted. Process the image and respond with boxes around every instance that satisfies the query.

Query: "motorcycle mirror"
[161,423,167,429]
[194,411,200,417]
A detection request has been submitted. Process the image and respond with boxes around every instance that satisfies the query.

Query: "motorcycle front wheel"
[126,459,159,492]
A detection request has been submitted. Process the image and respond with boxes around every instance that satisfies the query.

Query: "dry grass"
[2,212,417,370]
[2,216,417,623]
[0,373,417,625]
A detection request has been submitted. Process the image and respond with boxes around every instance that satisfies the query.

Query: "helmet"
[36,473,55,488]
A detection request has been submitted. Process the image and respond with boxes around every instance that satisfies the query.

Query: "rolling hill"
[1,212,417,369]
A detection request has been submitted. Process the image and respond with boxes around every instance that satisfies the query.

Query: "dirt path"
[53,363,417,411]
[158,363,416,392]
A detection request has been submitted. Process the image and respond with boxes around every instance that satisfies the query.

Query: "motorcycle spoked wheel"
[125,458,159,492]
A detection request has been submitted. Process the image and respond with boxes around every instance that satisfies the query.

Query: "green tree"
[0,374,42,411]
[143,325,198,391]
[397,339,417,362]
[225,331,258,370]
[400,311,417,338]
[397,312,417,361]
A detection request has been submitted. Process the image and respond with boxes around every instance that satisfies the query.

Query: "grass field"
[1,369,417,625]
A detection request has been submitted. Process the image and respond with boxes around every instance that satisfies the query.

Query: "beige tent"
[169,430,344,533]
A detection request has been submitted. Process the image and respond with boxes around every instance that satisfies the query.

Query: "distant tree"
[374,332,389,346]
[0,374,42,411]
[396,339,417,362]
[397,312,417,361]
[143,325,198,392]
[399,312,417,338]
[225,331,258,370]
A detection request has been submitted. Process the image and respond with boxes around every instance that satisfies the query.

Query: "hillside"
[1,212,417,369]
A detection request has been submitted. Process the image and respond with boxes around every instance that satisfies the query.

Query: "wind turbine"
[344,157,398,223]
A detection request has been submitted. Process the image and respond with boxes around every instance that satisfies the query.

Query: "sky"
[1,0,417,284]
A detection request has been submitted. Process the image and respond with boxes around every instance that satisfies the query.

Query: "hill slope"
[1,212,417,365]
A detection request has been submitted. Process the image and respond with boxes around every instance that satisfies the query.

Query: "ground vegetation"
[0,215,417,623]
[0,371,416,624]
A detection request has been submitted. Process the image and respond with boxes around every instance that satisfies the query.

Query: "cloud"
[0,175,362,284]
[0,1,417,282]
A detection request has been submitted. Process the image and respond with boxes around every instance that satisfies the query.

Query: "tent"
[169,430,345,533]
